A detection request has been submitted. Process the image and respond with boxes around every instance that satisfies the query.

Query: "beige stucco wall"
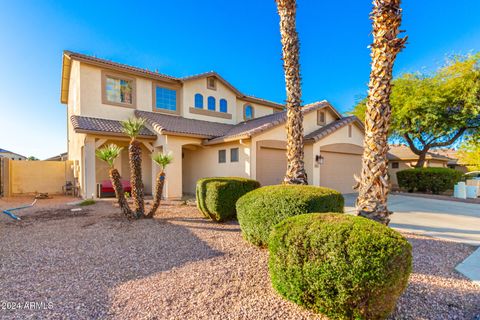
[182,141,251,194]
[78,64,153,120]
[235,99,275,122]
[9,160,74,195]
[181,78,238,123]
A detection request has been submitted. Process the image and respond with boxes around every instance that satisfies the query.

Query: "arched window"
[244,104,254,120]
[207,96,216,111]
[219,99,228,113]
[194,93,203,109]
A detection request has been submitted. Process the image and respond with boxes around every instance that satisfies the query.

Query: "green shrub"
[269,213,412,320]
[79,199,95,206]
[236,185,343,246]
[196,177,260,222]
[396,167,463,194]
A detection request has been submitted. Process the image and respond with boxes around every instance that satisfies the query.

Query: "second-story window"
[244,104,254,120]
[219,99,228,113]
[154,86,177,112]
[102,71,136,107]
[194,93,203,109]
[208,96,216,111]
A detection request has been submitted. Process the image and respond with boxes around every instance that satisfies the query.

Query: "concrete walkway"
[345,193,480,286]
[344,193,480,246]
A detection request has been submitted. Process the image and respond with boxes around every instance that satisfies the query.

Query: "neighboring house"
[387,144,454,187]
[0,148,26,161]
[61,51,365,199]
[430,148,469,173]
[45,152,68,161]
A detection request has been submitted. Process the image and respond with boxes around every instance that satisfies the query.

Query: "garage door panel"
[320,151,361,194]
[257,146,286,186]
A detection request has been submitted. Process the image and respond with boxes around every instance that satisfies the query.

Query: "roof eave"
[60,52,72,104]
[74,128,157,140]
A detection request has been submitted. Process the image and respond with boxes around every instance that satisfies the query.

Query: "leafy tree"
[458,137,480,171]
[352,53,480,168]
[27,156,39,161]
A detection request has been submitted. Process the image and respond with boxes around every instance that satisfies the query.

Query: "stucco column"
[84,137,97,199]
[163,137,183,200]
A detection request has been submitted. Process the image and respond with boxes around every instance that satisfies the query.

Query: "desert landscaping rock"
[0,197,479,319]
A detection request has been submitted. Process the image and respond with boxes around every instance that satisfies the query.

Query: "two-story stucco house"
[60,51,365,199]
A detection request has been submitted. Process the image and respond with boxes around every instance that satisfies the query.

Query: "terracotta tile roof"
[204,101,330,144]
[304,116,361,143]
[64,51,179,82]
[135,110,234,139]
[387,145,451,161]
[71,115,157,138]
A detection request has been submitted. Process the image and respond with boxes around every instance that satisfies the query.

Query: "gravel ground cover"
[0,197,479,319]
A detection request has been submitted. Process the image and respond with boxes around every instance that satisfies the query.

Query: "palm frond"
[152,152,173,170]
[96,144,123,167]
[121,117,146,139]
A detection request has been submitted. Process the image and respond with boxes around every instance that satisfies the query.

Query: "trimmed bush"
[269,213,412,320]
[236,185,343,246]
[396,167,463,194]
[196,177,260,222]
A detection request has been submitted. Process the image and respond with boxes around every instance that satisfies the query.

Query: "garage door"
[257,143,287,186]
[320,147,362,194]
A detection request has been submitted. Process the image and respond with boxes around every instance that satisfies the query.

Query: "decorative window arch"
[219,99,228,113]
[207,96,216,111]
[243,104,254,120]
[194,93,203,109]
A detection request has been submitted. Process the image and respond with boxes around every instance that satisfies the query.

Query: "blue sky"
[0,0,479,159]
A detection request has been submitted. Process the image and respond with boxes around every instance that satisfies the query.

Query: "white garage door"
[320,149,362,194]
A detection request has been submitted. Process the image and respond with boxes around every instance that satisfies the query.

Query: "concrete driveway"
[344,193,480,246]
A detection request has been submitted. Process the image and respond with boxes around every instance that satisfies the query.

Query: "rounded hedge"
[196,177,260,222]
[269,213,412,320]
[396,167,463,194]
[236,185,344,246]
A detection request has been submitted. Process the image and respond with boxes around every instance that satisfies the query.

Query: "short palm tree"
[96,144,135,219]
[276,0,308,185]
[145,152,173,218]
[356,0,407,225]
[121,117,146,218]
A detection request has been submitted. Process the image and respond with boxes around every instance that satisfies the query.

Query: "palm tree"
[96,144,135,219]
[276,0,308,185]
[121,117,146,218]
[145,152,173,218]
[356,0,407,225]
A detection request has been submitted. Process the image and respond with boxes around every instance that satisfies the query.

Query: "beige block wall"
[9,160,74,195]
[182,141,251,194]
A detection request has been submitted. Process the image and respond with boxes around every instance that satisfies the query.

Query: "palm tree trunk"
[146,171,165,218]
[109,168,135,219]
[356,0,407,225]
[276,0,308,185]
[129,139,144,218]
